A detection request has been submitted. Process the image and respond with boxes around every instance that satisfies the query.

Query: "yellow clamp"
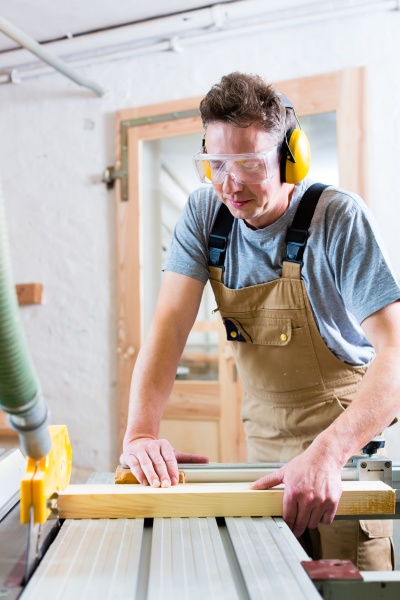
[20,424,72,524]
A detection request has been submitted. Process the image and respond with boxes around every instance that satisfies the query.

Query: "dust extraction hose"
[0,178,51,459]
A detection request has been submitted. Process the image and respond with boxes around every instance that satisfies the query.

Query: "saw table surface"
[16,471,396,600]
[0,466,395,600]
[20,473,321,600]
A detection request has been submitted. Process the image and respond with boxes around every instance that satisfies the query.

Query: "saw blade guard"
[20,424,72,524]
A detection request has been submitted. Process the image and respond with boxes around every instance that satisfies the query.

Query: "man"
[121,72,400,569]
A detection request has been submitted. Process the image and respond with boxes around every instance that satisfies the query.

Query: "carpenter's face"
[205,121,291,229]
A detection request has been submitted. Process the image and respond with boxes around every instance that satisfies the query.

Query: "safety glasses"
[192,146,280,185]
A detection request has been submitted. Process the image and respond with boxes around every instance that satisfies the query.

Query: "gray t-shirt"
[164,179,400,366]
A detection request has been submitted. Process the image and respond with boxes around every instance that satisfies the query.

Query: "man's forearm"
[312,347,400,467]
[123,319,188,444]
[122,271,204,448]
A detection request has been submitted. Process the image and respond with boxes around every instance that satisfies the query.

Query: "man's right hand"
[120,437,209,487]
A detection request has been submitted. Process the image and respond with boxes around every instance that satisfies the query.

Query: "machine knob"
[362,437,385,455]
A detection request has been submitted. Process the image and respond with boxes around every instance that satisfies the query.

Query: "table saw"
[1,449,400,600]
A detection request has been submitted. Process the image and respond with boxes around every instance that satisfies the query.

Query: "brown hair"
[199,72,296,143]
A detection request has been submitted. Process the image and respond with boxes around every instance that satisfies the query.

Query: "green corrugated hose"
[0,178,51,459]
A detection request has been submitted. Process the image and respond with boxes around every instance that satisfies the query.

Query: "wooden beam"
[58,481,395,520]
[16,283,43,305]
[115,465,186,484]
[0,410,17,437]
[165,381,220,419]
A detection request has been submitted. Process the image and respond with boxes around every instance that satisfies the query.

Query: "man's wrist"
[309,432,350,470]
[124,432,158,445]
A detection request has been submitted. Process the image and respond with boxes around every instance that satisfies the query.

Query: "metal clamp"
[355,457,393,487]
[46,492,59,517]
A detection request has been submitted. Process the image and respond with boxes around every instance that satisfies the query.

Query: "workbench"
[2,452,400,600]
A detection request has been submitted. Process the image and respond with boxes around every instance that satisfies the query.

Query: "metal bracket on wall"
[102,108,200,201]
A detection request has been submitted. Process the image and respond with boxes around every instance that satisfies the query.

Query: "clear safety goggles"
[192,146,280,185]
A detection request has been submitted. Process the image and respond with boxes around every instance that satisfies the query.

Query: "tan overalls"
[208,202,393,570]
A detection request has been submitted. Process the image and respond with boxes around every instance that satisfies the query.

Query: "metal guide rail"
[176,460,400,482]
[178,461,400,504]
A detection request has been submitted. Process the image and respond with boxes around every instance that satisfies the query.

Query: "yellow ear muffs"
[203,160,212,182]
[201,135,213,182]
[281,128,311,184]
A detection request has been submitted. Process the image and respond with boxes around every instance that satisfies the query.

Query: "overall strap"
[285,182,329,266]
[208,183,329,273]
[208,202,234,270]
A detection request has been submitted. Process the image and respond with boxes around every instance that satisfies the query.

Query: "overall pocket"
[225,315,323,392]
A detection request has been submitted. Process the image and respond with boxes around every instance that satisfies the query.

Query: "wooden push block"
[16,283,43,305]
[58,481,396,520]
[115,465,186,485]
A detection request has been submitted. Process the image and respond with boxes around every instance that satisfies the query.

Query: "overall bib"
[208,185,393,570]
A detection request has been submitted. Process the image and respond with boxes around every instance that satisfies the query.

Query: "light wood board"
[58,481,395,519]
[16,283,43,305]
[115,465,185,484]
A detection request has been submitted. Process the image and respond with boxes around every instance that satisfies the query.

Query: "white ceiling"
[0,0,234,53]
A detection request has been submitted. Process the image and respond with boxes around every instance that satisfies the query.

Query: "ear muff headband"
[278,92,311,184]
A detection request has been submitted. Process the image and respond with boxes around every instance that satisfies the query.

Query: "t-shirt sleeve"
[163,188,219,284]
[328,197,400,324]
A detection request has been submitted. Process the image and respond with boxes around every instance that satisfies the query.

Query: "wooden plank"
[117,96,203,124]
[115,465,186,484]
[0,427,18,437]
[0,410,17,437]
[165,381,220,418]
[16,283,43,305]
[159,419,220,462]
[181,351,218,364]
[191,321,219,332]
[58,481,395,520]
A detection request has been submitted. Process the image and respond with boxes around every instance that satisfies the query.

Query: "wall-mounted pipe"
[0,16,105,96]
[0,0,398,85]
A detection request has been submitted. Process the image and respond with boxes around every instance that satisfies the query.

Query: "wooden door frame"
[115,67,368,456]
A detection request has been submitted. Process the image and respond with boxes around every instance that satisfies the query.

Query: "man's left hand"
[250,446,343,537]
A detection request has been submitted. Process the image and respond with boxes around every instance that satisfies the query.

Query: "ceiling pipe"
[0,15,105,95]
[0,0,398,85]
